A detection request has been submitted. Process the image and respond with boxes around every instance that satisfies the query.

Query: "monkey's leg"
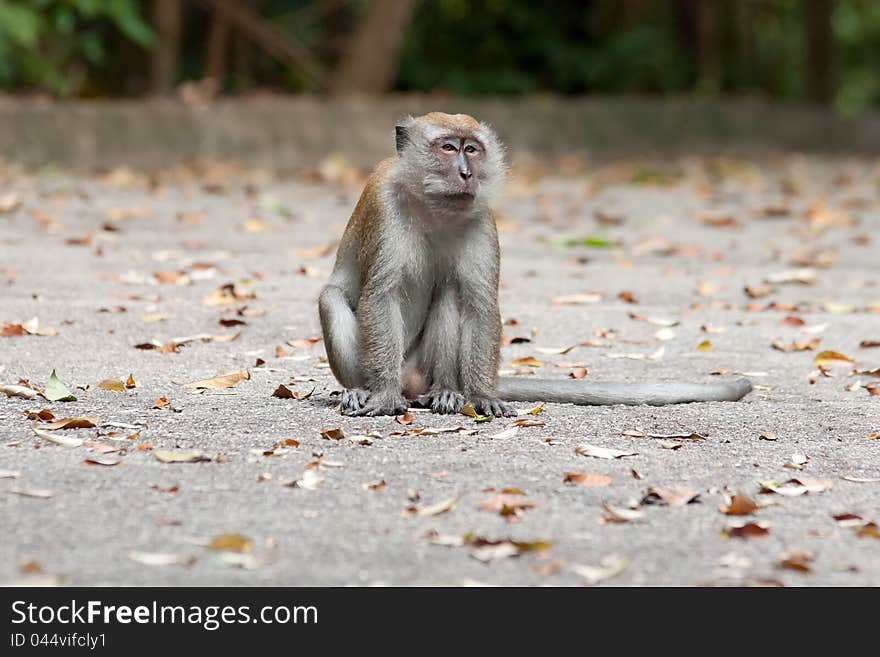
[318,284,369,414]
[348,290,408,416]
[417,285,465,414]
[458,291,516,418]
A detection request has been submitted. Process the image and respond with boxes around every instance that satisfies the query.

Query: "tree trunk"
[205,4,231,86]
[805,0,836,105]
[696,0,721,94]
[150,0,182,95]
[330,0,416,95]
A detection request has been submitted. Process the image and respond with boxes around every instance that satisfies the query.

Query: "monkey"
[318,112,752,417]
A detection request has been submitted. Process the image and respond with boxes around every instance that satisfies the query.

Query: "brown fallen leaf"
[362,479,386,491]
[564,471,612,487]
[857,523,880,538]
[772,338,821,352]
[152,396,170,409]
[272,384,295,399]
[395,412,414,425]
[42,416,98,430]
[320,428,345,440]
[570,367,589,379]
[719,493,759,516]
[18,559,44,573]
[641,485,700,507]
[478,493,538,520]
[860,340,880,348]
[723,522,770,538]
[744,283,773,298]
[777,549,815,573]
[203,283,255,305]
[183,369,250,389]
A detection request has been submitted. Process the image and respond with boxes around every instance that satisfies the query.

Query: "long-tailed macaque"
[318,112,752,417]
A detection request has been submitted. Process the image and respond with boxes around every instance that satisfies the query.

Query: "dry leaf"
[42,416,98,430]
[576,443,637,459]
[599,504,643,524]
[403,495,459,517]
[571,554,629,585]
[777,549,815,573]
[813,350,854,366]
[153,450,211,463]
[719,493,759,515]
[509,356,543,367]
[183,369,250,389]
[128,551,195,567]
[723,522,770,538]
[552,293,601,305]
[564,471,612,487]
[271,384,295,399]
[208,533,252,553]
[641,485,700,507]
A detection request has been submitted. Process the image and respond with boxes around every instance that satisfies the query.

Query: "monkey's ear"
[395,126,409,156]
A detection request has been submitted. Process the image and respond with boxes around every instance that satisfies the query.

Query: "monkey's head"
[394,112,506,209]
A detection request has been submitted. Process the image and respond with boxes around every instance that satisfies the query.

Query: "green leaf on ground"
[45,370,76,402]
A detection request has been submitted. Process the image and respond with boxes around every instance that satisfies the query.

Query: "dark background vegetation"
[0,1,876,113]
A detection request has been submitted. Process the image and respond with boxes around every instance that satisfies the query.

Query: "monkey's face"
[424,135,485,201]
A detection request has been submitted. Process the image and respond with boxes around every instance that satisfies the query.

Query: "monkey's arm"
[346,222,410,416]
[456,229,516,417]
[496,377,752,405]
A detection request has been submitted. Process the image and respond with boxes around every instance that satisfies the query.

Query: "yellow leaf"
[183,369,250,389]
[696,340,712,351]
[814,350,854,366]
[208,533,253,553]
[510,356,543,367]
[99,378,126,391]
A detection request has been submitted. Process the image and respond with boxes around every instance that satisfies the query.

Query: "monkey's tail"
[496,377,752,406]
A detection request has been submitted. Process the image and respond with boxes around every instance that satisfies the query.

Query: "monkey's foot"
[339,388,370,414]
[344,390,408,417]
[420,389,465,414]
[471,397,517,418]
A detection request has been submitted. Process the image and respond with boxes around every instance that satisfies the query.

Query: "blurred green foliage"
[0,0,153,94]
[0,0,879,115]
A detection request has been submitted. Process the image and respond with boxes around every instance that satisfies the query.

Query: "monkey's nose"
[459,169,472,180]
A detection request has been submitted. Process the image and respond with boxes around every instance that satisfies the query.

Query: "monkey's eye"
[464,145,477,154]
[441,143,457,152]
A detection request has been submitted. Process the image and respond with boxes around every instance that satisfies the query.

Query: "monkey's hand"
[344,389,408,417]
[470,397,517,418]
[419,389,465,415]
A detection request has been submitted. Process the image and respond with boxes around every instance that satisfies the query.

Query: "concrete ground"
[1,154,878,586]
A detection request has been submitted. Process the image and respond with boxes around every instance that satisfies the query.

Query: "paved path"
[1,156,878,585]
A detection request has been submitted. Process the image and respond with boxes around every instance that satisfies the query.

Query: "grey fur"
[496,377,753,405]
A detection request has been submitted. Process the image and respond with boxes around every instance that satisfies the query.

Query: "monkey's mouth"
[443,191,476,201]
